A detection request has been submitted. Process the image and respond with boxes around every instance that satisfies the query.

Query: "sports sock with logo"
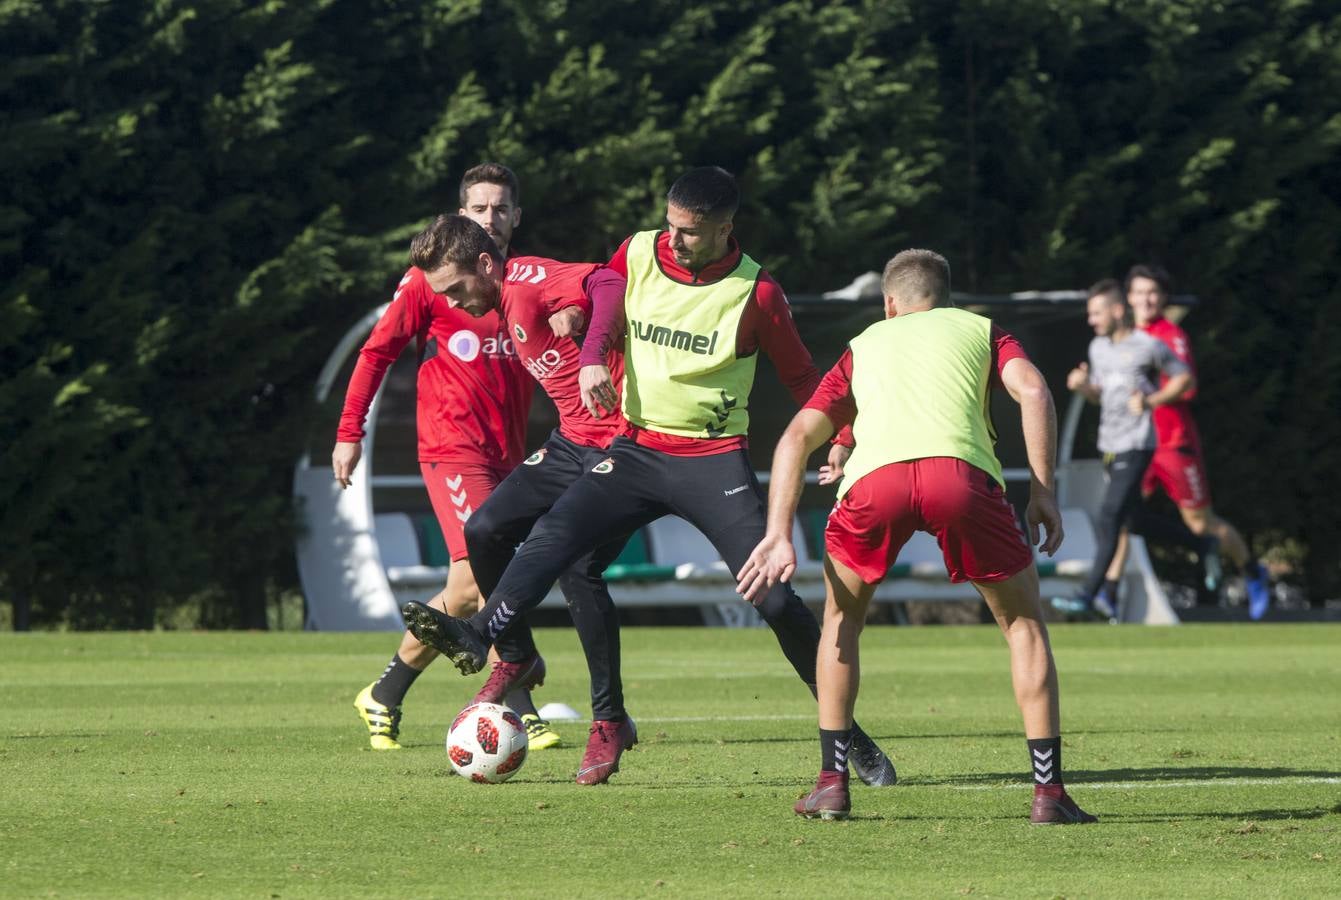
[371,654,422,707]
[820,728,853,775]
[1027,736,1063,786]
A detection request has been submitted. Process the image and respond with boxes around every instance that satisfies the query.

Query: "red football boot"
[1030,785,1098,824]
[794,771,851,821]
[473,654,546,705]
[575,717,638,785]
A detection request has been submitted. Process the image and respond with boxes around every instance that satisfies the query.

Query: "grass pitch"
[1,624,1338,898]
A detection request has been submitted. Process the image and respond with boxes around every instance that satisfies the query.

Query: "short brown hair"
[881,249,951,306]
[409,214,503,272]
[1124,263,1171,296]
[459,162,521,208]
[1088,277,1123,304]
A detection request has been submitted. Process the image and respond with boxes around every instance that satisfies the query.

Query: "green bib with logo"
[621,230,761,438]
[839,307,1004,498]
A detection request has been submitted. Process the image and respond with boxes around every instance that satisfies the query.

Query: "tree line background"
[3,0,1338,628]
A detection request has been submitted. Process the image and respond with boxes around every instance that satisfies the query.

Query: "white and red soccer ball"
[446,702,528,783]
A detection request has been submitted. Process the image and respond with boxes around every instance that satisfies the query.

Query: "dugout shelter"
[294,279,1191,630]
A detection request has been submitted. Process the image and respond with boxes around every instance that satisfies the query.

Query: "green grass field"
[2,624,1338,898]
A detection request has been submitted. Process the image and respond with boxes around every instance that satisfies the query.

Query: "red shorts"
[825,457,1033,585]
[420,461,511,562]
[1141,445,1211,509]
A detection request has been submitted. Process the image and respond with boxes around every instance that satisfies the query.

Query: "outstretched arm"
[737,408,836,603]
[1001,356,1064,556]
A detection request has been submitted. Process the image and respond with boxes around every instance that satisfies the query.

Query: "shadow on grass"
[954,765,1341,784]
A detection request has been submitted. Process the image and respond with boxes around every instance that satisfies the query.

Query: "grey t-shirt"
[1088,330,1188,453]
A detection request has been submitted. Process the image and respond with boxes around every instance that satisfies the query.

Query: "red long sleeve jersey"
[499,257,626,450]
[336,267,534,467]
[585,232,829,457]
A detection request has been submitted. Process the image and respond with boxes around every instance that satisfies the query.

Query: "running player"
[340,164,561,750]
[1049,280,1190,621]
[1123,264,1270,618]
[404,214,632,754]
[738,249,1096,824]
[400,166,897,788]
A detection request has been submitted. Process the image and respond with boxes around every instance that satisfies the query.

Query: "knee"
[462,508,500,553]
[755,586,807,622]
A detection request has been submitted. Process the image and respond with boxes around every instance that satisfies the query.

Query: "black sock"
[1028,736,1062,786]
[505,687,539,717]
[370,654,422,707]
[820,728,853,775]
[1101,578,1120,601]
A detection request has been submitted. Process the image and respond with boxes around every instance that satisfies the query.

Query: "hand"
[1066,363,1089,392]
[1026,488,1064,557]
[579,364,618,418]
[1127,390,1147,415]
[547,306,585,338]
[736,533,797,606]
[332,441,362,489]
[818,443,851,486]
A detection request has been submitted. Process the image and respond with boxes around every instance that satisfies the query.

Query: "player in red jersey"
[396,215,636,759]
[341,164,563,750]
[1118,264,1270,618]
[739,249,1095,824]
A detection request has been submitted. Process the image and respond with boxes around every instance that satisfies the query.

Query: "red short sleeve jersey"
[500,257,626,450]
[1141,315,1201,450]
[336,267,534,467]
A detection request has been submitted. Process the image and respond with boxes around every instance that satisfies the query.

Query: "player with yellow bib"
[400,167,896,788]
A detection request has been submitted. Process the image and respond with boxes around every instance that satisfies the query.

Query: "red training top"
[581,231,844,457]
[337,267,533,467]
[1140,314,1201,451]
[804,326,1030,429]
[499,258,627,450]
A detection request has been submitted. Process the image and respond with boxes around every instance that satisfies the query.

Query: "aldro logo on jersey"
[629,318,719,356]
[524,449,547,466]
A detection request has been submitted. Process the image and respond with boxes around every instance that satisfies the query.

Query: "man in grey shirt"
[1052,279,1191,620]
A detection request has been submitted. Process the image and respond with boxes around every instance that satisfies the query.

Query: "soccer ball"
[446,702,528,783]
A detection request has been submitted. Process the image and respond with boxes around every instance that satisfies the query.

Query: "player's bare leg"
[817,555,877,731]
[797,555,876,820]
[974,565,1058,737]
[1179,505,1268,617]
[355,561,483,750]
[975,565,1095,824]
[1178,505,1247,569]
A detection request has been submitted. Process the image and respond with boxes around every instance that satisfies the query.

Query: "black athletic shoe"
[400,602,488,675]
[849,729,898,787]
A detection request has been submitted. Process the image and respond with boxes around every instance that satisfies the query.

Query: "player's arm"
[737,409,836,604]
[1066,357,1101,404]
[578,247,632,418]
[1001,354,1064,556]
[738,352,855,603]
[1130,347,1192,414]
[750,276,857,458]
[333,279,424,488]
